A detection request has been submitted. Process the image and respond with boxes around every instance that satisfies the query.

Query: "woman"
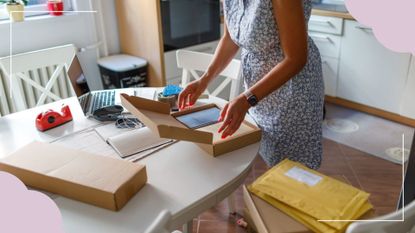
[178,0,324,169]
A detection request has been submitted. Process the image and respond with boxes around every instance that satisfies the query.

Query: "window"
[27,0,48,5]
[0,0,73,21]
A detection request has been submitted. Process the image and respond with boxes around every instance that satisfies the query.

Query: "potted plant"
[0,0,28,22]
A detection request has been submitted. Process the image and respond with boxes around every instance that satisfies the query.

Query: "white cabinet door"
[338,20,411,113]
[308,15,343,35]
[401,57,415,119]
[322,56,339,97]
[309,32,342,58]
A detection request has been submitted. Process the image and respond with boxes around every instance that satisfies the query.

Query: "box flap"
[121,94,213,144]
[121,93,171,114]
[1,142,145,192]
[243,185,312,233]
[0,141,147,211]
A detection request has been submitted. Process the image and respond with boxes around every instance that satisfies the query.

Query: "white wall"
[0,0,121,90]
[99,0,120,55]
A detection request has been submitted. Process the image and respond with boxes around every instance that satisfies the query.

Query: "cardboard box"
[0,141,147,211]
[243,175,374,233]
[121,94,262,156]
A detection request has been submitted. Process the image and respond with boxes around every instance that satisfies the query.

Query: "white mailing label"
[285,166,322,186]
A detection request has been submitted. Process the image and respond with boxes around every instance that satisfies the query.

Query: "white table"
[0,89,260,233]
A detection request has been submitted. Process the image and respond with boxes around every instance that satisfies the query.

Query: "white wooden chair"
[144,210,182,233]
[346,200,415,233]
[176,49,242,215]
[176,49,242,101]
[0,44,77,114]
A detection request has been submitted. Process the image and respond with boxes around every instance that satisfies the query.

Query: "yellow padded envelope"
[248,159,373,233]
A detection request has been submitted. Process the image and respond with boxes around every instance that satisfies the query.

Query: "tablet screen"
[175,107,221,129]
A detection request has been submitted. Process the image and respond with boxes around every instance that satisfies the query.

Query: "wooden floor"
[190,139,403,233]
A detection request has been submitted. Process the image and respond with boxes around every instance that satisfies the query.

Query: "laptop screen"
[67,55,90,97]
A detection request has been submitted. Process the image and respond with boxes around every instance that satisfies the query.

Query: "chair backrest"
[143,210,182,233]
[0,44,77,114]
[176,50,242,100]
[346,200,415,233]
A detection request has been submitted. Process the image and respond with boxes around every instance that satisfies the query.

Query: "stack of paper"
[248,159,373,233]
[106,127,174,159]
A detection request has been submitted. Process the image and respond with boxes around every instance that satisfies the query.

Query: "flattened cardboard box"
[0,141,147,211]
[121,94,262,157]
[243,176,375,233]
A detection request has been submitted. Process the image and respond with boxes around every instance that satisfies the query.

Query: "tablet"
[175,107,221,129]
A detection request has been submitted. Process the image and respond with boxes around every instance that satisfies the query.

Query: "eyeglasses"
[115,116,144,129]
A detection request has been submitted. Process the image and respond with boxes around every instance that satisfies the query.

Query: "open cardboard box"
[0,142,147,211]
[243,175,375,233]
[121,94,262,156]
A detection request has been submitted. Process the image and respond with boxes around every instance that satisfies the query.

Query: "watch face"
[248,95,258,106]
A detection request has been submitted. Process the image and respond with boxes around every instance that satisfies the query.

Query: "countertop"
[220,3,354,23]
[311,3,354,20]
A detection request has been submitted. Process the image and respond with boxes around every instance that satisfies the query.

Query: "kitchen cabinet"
[337,20,411,113]
[308,15,343,35]
[321,56,339,97]
[308,15,343,97]
[401,57,415,119]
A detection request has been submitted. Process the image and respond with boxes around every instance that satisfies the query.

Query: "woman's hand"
[218,95,251,139]
[178,79,208,109]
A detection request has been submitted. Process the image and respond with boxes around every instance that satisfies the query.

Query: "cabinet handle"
[310,19,334,27]
[310,35,334,43]
[355,25,373,32]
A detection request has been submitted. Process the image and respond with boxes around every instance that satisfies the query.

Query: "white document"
[125,141,175,162]
[53,130,117,159]
[135,88,156,100]
[94,122,135,140]
[106,127,174,158]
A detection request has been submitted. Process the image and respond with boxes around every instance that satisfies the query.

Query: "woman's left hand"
[218,95,251,139]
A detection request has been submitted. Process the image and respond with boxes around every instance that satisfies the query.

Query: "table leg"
[227,192,237,214]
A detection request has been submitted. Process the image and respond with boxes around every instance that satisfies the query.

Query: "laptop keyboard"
[91,91,115,113]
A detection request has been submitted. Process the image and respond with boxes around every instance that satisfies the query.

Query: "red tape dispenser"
[36,105,73,132]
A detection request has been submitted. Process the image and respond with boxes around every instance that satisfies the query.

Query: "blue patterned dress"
[224,0,324,169]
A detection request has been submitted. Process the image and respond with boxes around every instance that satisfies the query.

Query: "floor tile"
[339,143,402,215]
[319,140,362,188]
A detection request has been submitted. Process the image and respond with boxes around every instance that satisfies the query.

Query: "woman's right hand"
[178,79,208,109]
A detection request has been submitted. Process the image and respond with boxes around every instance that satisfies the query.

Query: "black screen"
[398,132,415,209]
[161,0,220,51]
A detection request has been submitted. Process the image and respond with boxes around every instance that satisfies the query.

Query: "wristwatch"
[243,90,259,107]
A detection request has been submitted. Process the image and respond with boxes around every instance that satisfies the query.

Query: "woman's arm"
[178,23,240,108]
[218,0,308,138]
[248,0,308,101]
[200,23,240,85]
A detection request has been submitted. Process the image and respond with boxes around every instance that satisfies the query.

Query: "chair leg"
[182,220,193,233]
[227,192,237,215]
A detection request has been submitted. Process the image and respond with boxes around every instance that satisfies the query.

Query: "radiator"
[0,65,75,116]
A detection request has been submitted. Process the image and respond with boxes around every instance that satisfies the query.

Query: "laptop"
[67,55,134,117]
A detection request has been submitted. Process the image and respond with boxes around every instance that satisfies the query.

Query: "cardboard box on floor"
[121,94,262,156]
[243,175,375,233]
[0,142,147,211]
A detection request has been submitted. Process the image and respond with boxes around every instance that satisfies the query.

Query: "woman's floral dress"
[224,0,324,169]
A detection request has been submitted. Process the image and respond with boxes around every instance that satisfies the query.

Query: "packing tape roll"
[157,92,177,108]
